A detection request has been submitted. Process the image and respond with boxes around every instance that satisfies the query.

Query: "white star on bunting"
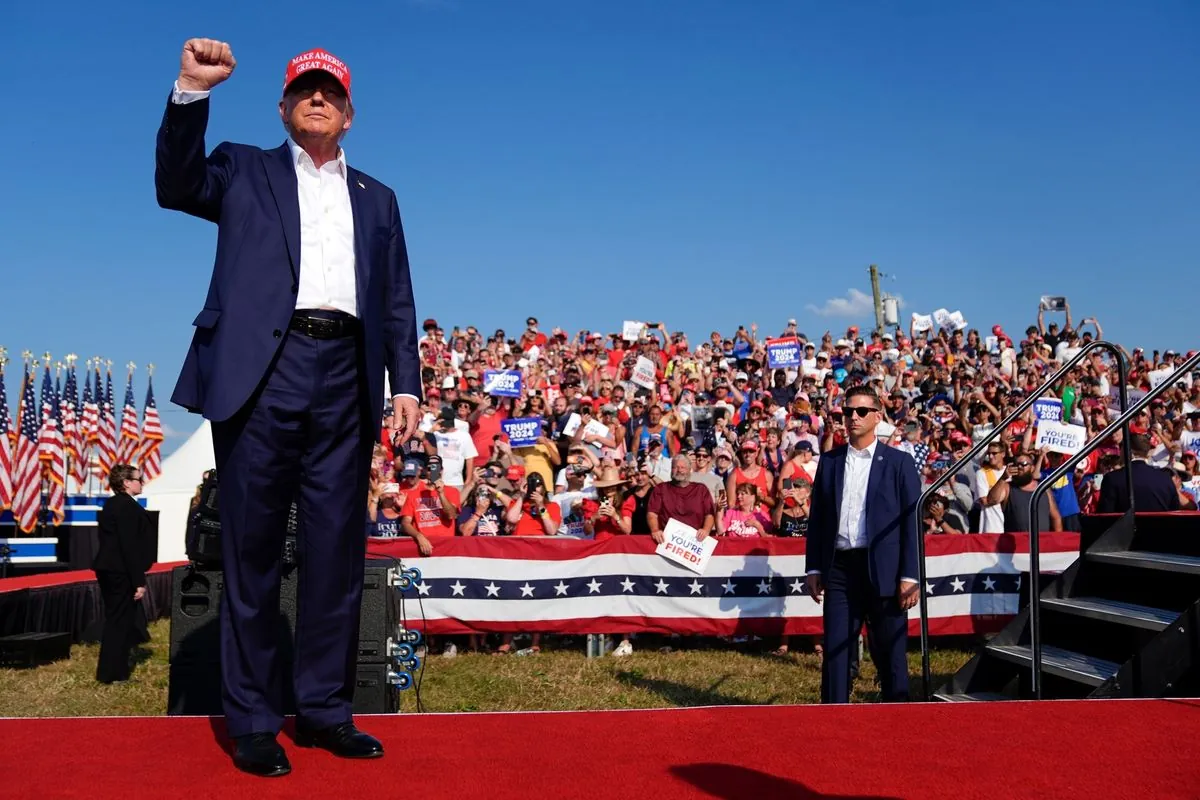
[756,580,771,595]
[485,582,501,597]
[950,577,965,593]
[519,583,535,597]
[688,580,703,595]
[554,581,569,596]
[722,580,736,595]
[790,579,805,594]
[926,582,936,595]
[416,581,431,596]
[654,579,670,594]
[982,576,996,591]
[587,578,603,594]
[621,577,636,593]
[450,581,466,597]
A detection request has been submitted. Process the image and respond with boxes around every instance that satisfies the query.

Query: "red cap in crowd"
[284,48,352,98]
[506,465,525,482]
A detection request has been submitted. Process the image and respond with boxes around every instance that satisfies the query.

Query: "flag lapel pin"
[357,180,366,189]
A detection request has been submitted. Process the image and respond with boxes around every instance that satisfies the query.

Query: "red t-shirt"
[508,501,563,536]
[470,409,508,464]
[583,496,638,540]
[647,482,716,530]
[400,485,461,537]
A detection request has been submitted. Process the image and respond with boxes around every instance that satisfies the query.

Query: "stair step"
[932,692,1012,702]
[986,644,1120,687]
[1041,597,1180,631]
[1088,550,1200,575]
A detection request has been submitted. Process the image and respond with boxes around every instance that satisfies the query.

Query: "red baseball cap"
[284,48,352,98]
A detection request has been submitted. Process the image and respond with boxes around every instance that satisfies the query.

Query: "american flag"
[61,361,84,485]
[37,365,66,524]
[0,361,12,512]
[365,534,1081,637]
[96,367,117,480]
[12,365,43,533]
[139,376,164,483]
[81,362,98,447]
[116,372,140,467]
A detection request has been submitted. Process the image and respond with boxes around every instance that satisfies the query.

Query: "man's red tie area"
[2,700,1198,799]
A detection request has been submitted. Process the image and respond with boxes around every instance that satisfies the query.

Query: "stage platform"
[1,700,1197,799]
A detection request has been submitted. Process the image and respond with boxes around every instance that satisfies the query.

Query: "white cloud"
[806,289,904,318]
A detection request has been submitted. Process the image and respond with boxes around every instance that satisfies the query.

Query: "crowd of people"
[367,306,1199,555]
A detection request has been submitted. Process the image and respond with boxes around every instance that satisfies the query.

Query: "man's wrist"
[175,75,213,93]
[806,570,822,577]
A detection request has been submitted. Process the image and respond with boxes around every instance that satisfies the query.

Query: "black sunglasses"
[845,406,877,418]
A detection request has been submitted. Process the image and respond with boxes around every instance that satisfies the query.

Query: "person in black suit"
[1097,433,1180,513]
[94,464,152,684]
[806,386,922,704]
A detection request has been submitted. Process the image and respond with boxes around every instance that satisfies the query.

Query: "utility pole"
[869,264,885,335]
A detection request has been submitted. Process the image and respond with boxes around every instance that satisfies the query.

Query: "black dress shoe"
[233,733,291,777]
[294,722,384,758]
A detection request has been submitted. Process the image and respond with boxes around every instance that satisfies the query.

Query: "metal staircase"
[935,511,1200,701]
[926,346,1200,702]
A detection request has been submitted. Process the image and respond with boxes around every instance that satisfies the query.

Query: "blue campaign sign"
[502,417,544,447]
[766,337,801,369]
[1033,398,1063,423]
[483,369,523,398]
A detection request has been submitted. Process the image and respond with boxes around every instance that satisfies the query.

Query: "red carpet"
[1,700,1197,799]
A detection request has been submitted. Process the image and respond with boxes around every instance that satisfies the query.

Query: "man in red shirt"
[647,455,716,543]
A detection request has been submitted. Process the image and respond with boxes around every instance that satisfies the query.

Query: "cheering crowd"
[367,306,1200,555]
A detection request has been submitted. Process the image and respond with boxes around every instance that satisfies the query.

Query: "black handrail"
[915,339,1131,699]
[1025,350,1200,698]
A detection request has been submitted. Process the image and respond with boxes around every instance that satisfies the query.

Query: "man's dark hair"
[1129,433,1152,458]
[842,385,880,409]
[109,464,139,494]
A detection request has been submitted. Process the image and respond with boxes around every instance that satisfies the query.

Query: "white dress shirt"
[169,82,419,403]
[837,439,877,551]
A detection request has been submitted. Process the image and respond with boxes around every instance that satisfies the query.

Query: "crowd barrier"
[365,533,1081,637]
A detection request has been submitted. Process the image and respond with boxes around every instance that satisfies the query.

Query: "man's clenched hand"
[178,38,236,92]
[391,395,421,446]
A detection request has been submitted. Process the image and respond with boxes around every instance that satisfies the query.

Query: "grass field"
[0,620,973,717]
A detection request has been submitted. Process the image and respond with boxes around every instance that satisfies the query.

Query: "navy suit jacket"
[1096,460,1180,514]
[155,95,421,425]
[807,442,922,597]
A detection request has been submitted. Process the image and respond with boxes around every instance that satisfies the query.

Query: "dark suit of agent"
[806,387,922,704]
[94,465,151,684]
[1097,433,1181,514]
[155,39,424,778]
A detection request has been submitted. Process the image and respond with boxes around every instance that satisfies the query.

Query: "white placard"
[655,518,718,574]
[1035,420,1087,455]
[583,418,610,440]
[948,310,968,331]
[631,356,658,389]
[1181,430,1200,457]
[933,308,954,330]
[623,321,645,342]
[985,335,999,354]
[1148,368,1189,390]
[561,413,582,437]
[911,313,934,332]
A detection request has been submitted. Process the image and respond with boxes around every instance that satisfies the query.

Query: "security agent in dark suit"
[1097,433,1181,514]
[806,386,922,704]
[156,40,423,777]
[94,464,152,684]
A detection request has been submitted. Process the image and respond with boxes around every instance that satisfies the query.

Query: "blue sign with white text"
[1033,398,1063,423]
[483,370,523,398]
[502,417,544,447]
[766,337,802,369]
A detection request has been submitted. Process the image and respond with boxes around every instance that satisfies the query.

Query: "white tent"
[142,421,214,563]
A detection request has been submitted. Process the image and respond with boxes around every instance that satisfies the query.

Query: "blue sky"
[4,0,1198,453]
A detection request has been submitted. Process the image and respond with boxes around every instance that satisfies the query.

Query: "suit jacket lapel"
[263,144,301,286]
[832,447,847,518]
[346,166,371,315]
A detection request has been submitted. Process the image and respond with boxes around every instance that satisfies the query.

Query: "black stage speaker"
[167,559,398,716]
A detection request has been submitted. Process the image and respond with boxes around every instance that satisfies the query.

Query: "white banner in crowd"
[623,320,645,342]
[911,313,933,332]
[1035,420,1087,455]
[631,356,657,389]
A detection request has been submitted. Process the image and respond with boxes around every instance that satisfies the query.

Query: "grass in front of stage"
[0,621,973,717]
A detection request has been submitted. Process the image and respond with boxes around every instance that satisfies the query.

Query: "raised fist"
[178,38,236,92]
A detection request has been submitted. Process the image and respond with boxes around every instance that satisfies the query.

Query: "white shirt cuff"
[172,81,211,105]
[901,577,917,584]
[391,394,420,402]
[806,570,821,576]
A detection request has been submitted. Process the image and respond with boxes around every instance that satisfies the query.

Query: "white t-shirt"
[434,428,478,487]
[974,467,1006,533]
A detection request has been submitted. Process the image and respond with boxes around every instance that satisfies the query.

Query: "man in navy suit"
[156,39,422,777]
[806,386,921,704]
[1096,433,1181,513]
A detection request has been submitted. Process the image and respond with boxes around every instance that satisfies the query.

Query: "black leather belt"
[289,310,361,340]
